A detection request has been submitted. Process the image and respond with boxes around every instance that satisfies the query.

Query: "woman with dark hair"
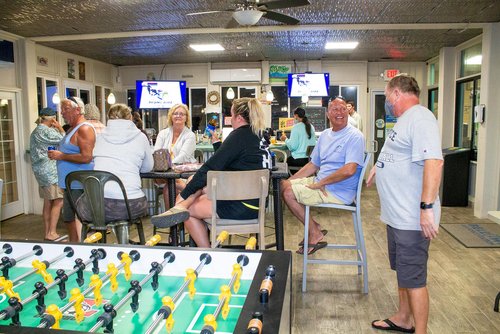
[280,107,317,173]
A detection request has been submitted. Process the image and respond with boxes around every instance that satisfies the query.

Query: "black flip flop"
[296,241,328,255]
[298,229,328,246]
[371,319,415,333]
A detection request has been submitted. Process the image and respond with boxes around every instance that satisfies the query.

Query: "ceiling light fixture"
[107,92,116,104]
[325,41,359,50]
[52,93,61,104]
[190,44,225,52]
[233,9,264,26]
[226,87,235,100]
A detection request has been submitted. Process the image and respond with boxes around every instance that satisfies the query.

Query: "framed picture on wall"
[67,59,75,79]
[79,61,86,80]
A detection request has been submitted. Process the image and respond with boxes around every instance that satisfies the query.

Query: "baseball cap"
[39,107,57,116]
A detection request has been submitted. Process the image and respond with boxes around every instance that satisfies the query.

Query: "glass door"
[0,91,24,220]
[455,77,480,160]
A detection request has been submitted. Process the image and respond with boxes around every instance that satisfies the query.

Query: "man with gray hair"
[84,104,105,134]
[48,97,96,242]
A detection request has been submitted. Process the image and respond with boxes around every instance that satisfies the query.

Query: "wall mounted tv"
[287,73,330,97]
[136,80,187,109]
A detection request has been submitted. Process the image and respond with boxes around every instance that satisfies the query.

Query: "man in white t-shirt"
[281,97,365,255]
[367,74,443,334]
[347,100,363,131]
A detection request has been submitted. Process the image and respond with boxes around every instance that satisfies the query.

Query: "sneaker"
[151,206,190,228]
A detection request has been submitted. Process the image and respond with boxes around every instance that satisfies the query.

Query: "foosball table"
[0,240,291,334]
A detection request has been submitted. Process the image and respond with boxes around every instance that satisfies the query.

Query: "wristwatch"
[420,202,434,210]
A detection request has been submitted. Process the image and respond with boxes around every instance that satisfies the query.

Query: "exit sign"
[384,69,400,81]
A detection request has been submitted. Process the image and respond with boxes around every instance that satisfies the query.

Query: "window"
[189,88,206,132]
[270,86,288,129]
[36,77,59,114]
[428,88,438,118]
[460,43,482,78]
[428,62,439,86]
[321,85,358,108]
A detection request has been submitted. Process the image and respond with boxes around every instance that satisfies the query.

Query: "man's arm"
[289,161,319,181]
[306,162,358,194]
[420,158,443,240]
[49,125,95,163]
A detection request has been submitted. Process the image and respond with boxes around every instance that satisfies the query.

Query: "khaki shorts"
[291,177,344,206]
[39,184,64,200]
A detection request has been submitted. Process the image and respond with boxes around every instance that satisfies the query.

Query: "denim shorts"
[387,225,430,288]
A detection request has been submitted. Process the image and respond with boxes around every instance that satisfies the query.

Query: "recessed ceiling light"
[325,42,359,50]
[190,44,224,52]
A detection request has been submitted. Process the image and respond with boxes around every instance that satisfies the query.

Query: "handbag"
[152,149,172,171]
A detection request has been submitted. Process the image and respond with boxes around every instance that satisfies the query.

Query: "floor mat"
[441,223,500,248]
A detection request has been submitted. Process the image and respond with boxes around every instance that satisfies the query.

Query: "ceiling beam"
[30,23,485,42]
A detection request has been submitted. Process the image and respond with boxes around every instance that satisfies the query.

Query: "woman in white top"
[154,104,196,207]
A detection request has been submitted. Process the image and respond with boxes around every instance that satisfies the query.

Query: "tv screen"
[136,80,187,109]
[287,73,330,97]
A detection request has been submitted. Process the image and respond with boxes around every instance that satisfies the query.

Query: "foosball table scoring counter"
[0,241,291,334]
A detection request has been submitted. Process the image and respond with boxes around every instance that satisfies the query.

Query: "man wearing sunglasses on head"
[281,96,365,255]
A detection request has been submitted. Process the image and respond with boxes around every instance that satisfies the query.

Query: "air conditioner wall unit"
[210,68,261,83]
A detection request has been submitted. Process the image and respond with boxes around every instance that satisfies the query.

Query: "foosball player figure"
[158,296,175,333]
[247,311,264,334]
[129,280,142,312]
[259,265,276,304]
[90,274,103,306]
[33,281,49,315]
[201,314,217,334]
[41,304,63,329]
[106,263,119,292]
[1,297,23,326]
[69,287,85,322]
[32,259,53,283]
[220,285,231,319]
[245,237,257,250]
[0,277,20,300]
[232,262,243,294]
[185,268,197,299]
[74,258,87,286]
[96,303,117,333]
[120,252,133,281]
[55,268,69,299]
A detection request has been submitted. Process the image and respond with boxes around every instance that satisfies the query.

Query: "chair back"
[206,169,269,202]
[65,170,132,228]
[354,152,372,206]
[306,145,315,158]
[206,169,270,248]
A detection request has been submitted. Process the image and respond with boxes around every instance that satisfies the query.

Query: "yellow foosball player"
[0,277,20,300]
[185,268,197,299]
[89,274,103,306]
[32,259,53,283]
[120,252,133,281]
[162,296,175,333]
[145,234,161,246]
[106,263,119,292]
[219,285,231,320]
[84,232,103,243]
[69,288,84,323]
[43,304,62,329]
[245,236,257,250]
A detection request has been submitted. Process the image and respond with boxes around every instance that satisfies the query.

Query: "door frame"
[0,90,27,220]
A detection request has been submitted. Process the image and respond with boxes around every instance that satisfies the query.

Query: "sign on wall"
[269,64,291,83]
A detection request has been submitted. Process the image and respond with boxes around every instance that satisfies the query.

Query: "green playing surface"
[0,266,251,334]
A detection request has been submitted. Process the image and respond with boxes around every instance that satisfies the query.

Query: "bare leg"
[67,219,82,242]
[42,199,51,238]
[182,193,213,248]
[45,198,62,240]
[372,287,415,331]
[281,180,323,244]
[408,287,429,334]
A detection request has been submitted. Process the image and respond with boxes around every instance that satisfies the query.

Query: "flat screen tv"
[287,73,330,97]
[136,80,187,109]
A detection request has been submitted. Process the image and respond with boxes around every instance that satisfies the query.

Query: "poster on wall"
[79,61,86,80]
[269,64,291,84]
[37,56,48,67]
[67,59,75,79]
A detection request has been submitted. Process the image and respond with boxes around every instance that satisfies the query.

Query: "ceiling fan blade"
[187,9,234,16]
[262,10,300,25]
[258,0,310,10]
[225,17,240,28]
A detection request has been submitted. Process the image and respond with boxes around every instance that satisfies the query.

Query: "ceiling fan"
[187,0,311,28]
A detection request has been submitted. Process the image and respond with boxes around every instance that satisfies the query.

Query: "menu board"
[305,106,327,132]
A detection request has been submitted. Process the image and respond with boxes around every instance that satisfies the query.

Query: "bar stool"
[302,152,371,293]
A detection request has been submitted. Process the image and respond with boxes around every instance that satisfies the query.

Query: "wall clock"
[207,91,220,105]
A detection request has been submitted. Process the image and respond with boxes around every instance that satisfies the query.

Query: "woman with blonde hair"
[77,103,153,221]
[154,103,196,207]
[152,98,271,247]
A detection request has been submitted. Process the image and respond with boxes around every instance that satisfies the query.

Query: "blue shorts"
[387,225,430,288]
